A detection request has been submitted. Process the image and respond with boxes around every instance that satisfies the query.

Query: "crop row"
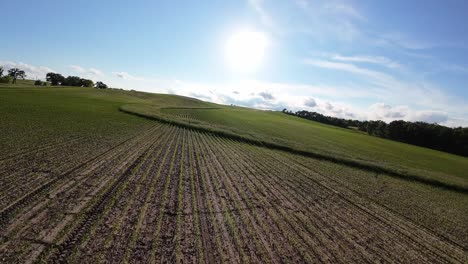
[216,135,467,263]
[0,123,168,263]
[0,120,155,210]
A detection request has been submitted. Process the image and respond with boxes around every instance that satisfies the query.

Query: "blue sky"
[1,0,468,126]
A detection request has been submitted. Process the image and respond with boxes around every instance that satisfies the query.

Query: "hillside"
[0,84,467,263]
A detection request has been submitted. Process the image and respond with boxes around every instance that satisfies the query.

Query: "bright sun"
[225,30,268,73]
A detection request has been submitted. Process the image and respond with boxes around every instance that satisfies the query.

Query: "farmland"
[1,85,467,263]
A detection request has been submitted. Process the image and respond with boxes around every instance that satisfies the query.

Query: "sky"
[1,0,468,127]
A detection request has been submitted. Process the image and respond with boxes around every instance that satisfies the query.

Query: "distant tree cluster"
[34,80,47,86]
[94,81,108,89]
[359,120,468,156]
[283,109,468,157]
[290,110,361,128]
[45,72,108,88]
[0,67,109,88]
[46,72,101,88]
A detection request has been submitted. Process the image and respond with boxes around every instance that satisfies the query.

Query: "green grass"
[0,84,211,156]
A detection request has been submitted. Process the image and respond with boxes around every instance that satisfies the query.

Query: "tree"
[0,76,10,83]
[387,120,406,141]
[79,78,94,87]
[8,68,26,84]
[95,81,108,89]
[46,72,65,86]
[0,66,3,77]
[63,76,82,86]
[34,80,43,86]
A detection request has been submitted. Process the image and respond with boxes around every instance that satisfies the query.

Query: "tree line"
[283,109,468,157]
[0,66,108,88]
[45,72,108,88]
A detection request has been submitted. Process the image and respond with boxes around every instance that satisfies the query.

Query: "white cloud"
[368,102,453,125]
[69,65,104,78]
[304,97,317,107]
[303,58,468,116]
[369,103,408,120]
[410,111,449,124]
[329,54,401,69]
[258,91,275,100]
[293,0,364,41]
[442,118,468,128]
[189,92,211,101]
[304,59,390,80]
[88,68,103,76]
[0,61,55,80]
[113,71,139,80]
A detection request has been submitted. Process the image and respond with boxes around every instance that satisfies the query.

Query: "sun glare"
[225,30,268,73]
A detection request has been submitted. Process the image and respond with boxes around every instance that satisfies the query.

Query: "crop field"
[1,86,467,263]
[1,124,466,263]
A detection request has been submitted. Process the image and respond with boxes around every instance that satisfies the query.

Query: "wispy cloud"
[324,3,366,21]
[303,59,393,83]
[258,91,275,100]
[112,71,141,80]
[329,54,401,69]
[303,58,468,117]
[292,0,364,41]
[69,65,104,78]
[369,102,453,124]
[0,61,55,80]
[88,68,103,76]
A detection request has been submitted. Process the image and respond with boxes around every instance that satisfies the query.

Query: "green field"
[1,83,467,262]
